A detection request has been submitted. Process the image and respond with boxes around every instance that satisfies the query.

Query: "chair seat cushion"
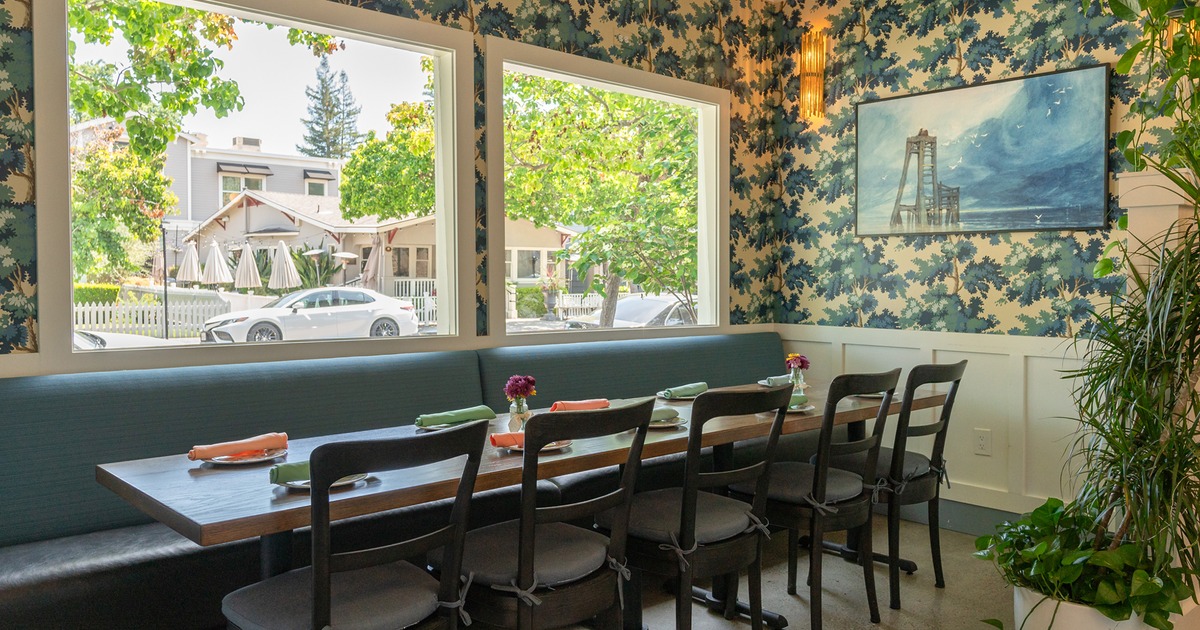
[598,488,752,545]
[221,560,437,630]
[827,448,931,481]
[730,461,863,505]
[458,520,609,588]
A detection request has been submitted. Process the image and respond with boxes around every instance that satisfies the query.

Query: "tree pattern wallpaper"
[0,0,1139,354]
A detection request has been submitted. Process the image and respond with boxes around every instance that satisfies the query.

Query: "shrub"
[516,287,547,318]
[74,283,120,304]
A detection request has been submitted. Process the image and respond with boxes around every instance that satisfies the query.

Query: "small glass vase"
[790,367,807,390]
[509,398,532,432]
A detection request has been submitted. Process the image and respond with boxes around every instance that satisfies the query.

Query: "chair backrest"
[888,360,968,482]
[308,420,489,630]
[678,385,794,551]
[811,370,902,503]
[517,398,655,596]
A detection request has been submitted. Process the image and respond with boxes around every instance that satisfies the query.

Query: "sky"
[74,18,428,154]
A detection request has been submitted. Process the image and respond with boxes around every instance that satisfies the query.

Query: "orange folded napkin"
[489,432,525,449]
[549,399,610,412]
[187,432,289,461]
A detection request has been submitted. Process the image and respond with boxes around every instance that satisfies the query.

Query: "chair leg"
[622,568,643,630]
[929,498,945,588]
[860,518,880,624]
[595,598,621,630]
[722,572,739,619]
[888,499,902,610]
[810,518,824,630]
[748,538,764,630]
[676,567,694,630]
[787,527,799,595]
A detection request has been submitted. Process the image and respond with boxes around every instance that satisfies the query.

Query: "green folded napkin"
[658,382,708,399]
[651,407,680,422]
[762,375,792,387]
[414,404,497,427]
[269,461,310,485]
[790,392,809,408]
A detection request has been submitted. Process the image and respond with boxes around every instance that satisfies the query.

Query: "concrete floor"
[632,519,1013,630]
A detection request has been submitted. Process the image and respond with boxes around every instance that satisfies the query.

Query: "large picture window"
[59,0,470,354]
[486,38,729,335]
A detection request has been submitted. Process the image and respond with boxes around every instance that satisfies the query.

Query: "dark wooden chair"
[598,385,793,630]
[830,360,967,610]
[221,419,489,630]
[730,369,901,630]
[457,398,655,629]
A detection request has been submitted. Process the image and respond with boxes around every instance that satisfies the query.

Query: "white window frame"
[34,0,475,371]
[485,36,730,337]
[220,173,266,205]
[304,179,327,196]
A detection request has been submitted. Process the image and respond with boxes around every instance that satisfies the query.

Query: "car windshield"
[593,298,670,323]
[261,290,308,309]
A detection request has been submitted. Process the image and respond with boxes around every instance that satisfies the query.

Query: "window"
[392,246,434,278]
[487,37,729,335]
[221,174,265,206]
[59,0,473,358]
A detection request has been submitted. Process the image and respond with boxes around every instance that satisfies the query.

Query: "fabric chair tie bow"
[743,511,771,539]
[804,493,840,516]
[930,460,951,488]
[437,572,474,625]
[491,575,543,607]
[657,532,698,572]
[607,556,632,610]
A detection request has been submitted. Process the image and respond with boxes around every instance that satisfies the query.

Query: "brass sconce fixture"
[799,28,828,120]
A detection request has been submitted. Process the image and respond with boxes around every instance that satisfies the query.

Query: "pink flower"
[785,353,810,371]
[504,374,537,401]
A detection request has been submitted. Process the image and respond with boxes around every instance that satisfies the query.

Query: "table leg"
[260,531,293,579]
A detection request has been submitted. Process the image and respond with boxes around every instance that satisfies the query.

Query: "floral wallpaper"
[0,0,35,354]
[0,0,1143,354]
[775,0,1132,336]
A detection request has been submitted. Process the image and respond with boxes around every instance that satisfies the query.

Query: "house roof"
[184,190,432,243]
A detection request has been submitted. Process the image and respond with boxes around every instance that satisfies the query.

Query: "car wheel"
[247,323,282,342]
[370,318,400,337]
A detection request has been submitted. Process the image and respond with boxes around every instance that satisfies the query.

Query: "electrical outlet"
[974,428,992,456]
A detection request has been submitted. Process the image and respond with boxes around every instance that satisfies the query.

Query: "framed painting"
[855,64,1109,237]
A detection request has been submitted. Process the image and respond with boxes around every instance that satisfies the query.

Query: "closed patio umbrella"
[176,241,202,285]
[200,241,234,285]
[267,241,301,290]
[234,243,261,290]
[361,234,383,292]
[150,250,165,286]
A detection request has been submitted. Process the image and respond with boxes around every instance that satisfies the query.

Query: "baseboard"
[895,499,1018,537]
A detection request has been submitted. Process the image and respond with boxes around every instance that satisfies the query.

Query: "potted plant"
[974,2,1200,628]
[538,271,565,320]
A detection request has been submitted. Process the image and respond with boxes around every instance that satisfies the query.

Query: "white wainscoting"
[778,324,1083,515]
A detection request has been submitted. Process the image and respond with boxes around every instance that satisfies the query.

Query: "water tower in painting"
[890,129,960,229]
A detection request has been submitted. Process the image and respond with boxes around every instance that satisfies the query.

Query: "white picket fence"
[74,301,230,338]
[555,293,605,319]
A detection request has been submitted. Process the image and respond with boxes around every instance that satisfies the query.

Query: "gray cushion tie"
[491,574,543,607]
[743,512,771,539]
[437,572,473,625]
[606,556,631,610]
[804,493,839,515]
[657,532,698,572]
[931,460,950,488]
[869,478,891,505]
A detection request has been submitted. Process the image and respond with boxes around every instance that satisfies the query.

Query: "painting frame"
[854,64,1110,237]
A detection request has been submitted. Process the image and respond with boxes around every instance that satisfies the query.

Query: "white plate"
[787,405,816,414]
[281,473,369,490]
[854,392,886,399]
[657,393,697,400]
[508,440,573,453]
[649,417,687,429]
[202,448,288,465]
[416,423,457,431]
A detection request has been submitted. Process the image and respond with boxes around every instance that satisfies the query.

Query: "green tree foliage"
[67,0,340,158]
[503,71,700,324]
[296,57,366,159]
[70,129,177,283]
[340,101,435,219]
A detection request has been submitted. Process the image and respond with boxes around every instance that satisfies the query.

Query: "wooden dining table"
[96,383,946,627]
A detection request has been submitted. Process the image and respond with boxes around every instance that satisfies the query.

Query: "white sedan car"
[202,287,419,343]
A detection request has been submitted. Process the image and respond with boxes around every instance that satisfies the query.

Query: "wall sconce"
[799,28,828,120]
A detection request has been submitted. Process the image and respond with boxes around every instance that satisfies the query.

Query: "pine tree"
[296,58,365,158]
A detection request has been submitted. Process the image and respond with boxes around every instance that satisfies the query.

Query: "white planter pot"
[1014,587,1149,629]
